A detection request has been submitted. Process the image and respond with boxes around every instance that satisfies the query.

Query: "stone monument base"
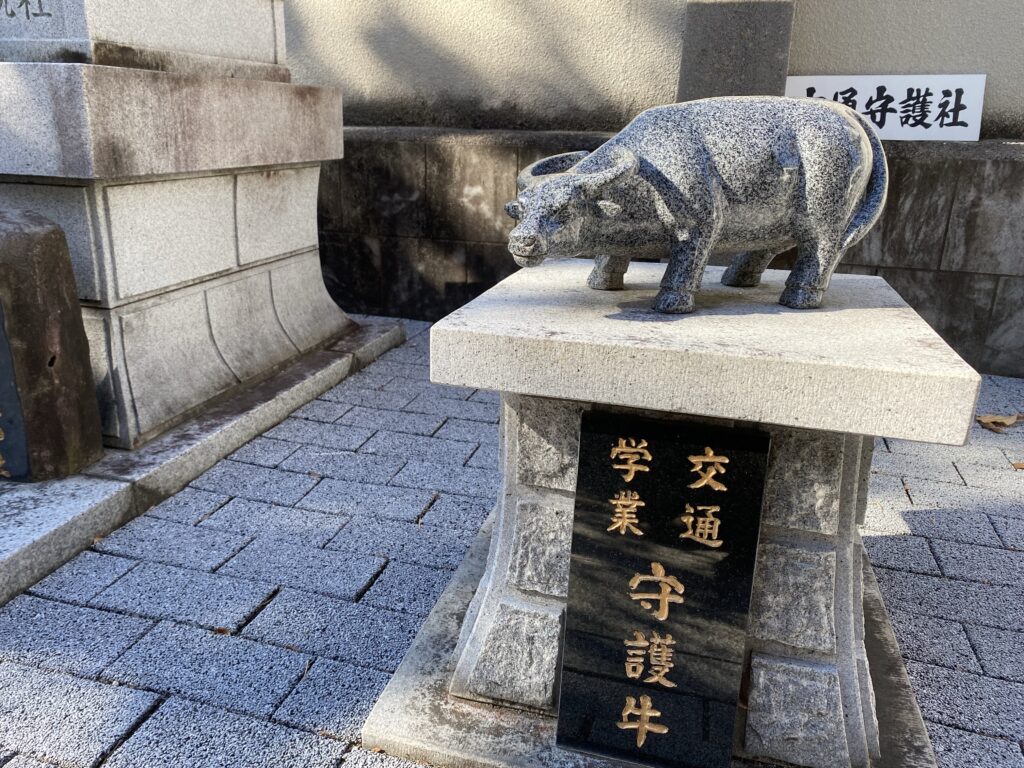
[363,519,934,768]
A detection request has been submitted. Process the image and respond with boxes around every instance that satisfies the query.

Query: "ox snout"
[507,231,548,267]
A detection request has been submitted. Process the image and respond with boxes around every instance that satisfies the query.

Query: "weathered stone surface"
[749,540,837,654]
[0,64,343,180]
[511,395,582,492]
[0,210,102,481]
[426,142,518,244]
[236,166,319,264]
[763,427,843,534]
[430,261,979,444]
[507,498,573,598]
[28,551,136,604]
[270,252,354,351]
[460,600,564,711]
[981,276,1024,377]
[745,654,851,768]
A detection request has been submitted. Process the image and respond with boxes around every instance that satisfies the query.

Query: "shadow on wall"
[286,0,689,131]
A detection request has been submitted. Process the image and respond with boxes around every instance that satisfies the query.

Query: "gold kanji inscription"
[679,504,723,548]
[610,438,652,482]
[623,630,677,688]
[687,446,729,491]
[628,562,684,621]
[607,490,645,536]
[617,695,669,748]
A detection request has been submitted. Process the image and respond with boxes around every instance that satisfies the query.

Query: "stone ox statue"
[504,96,888,313]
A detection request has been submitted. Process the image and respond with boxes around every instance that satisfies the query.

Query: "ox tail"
[841,110,889,251]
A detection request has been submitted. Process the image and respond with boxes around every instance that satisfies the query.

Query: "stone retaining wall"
[319,128,1024,378]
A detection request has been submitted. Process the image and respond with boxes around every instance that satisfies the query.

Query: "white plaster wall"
[789,0,1024,137]
[284,0,688,129]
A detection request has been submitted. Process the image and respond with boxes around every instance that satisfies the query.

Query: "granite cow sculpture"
[504,96,888,313]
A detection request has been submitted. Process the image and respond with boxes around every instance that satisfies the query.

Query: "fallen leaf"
[213,627,231,635]
[1013,462,1024,471]
[976,413,1023,433]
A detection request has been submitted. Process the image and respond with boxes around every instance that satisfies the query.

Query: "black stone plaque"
[557,411,770,768]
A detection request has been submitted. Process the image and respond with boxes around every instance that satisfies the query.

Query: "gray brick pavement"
[1,321,1020,767]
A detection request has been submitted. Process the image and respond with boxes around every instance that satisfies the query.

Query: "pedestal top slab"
[430,261,980,444]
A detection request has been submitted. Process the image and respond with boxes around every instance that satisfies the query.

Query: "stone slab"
[199,497,345,548]
[103,698,347,768]
[94,516,249,571]
[0,64,343,180]
[362,518,936,768]
[430,261,980,444]
[101,621,309,717]
[27,550,136,603]
[0,662,158,768]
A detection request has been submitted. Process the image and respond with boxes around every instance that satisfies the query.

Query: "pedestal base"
[362,517,935,768]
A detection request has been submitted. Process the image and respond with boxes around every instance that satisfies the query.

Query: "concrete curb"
[0,318,404,606]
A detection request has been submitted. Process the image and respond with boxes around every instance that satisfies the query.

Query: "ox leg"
[587,254,631,290]
[653,232,715,314]
[721,248,787,288]
[781,237,841,309]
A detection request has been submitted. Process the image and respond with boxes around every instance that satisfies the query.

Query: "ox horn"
[575,148,639,194]
[516,151,590,191]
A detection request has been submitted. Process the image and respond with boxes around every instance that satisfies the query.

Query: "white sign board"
[785,75,986,141]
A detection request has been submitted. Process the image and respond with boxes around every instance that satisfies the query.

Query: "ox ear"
[596,200,622,218]
[505,200,524,220]
[517,151,590,191]
[576,148,638,196]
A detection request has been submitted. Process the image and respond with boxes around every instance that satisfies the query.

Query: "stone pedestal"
[376,261,978,768]
[0,2,351,448]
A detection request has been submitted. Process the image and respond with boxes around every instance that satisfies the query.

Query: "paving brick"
[467,441,499,469]
[469,389,500,405]
[340,406,446,436]
[380,344,429,364]
[874,566,1024,632]
[906,660,1024,740]
[990,375,1024,408]
[200,497,345,547]
[400,319,431,338]
[926,722,1024,768]
[862,533,941,575]
[931,539,1024,587]
[94,516,249,571]
[102,621,308,717]
[434,417,498,444]
[420,494,494,531]
[342,749,423,768]
[280,446,405,484]
[104,698,346,768]
[871,452,964,485]
[273,658,390,741]
[192,460,320,506]
[886,607,980,672]
[955,461,1024,495]
[228,437,301,469]
[886,439,1013,468]
[89,562,275,632]
[339,368,395,390]
[0,662,158,768]
[991,514,1024,550]
[864,478,1003,547]
[328,518,473,570]
[403,392,499,423]
[372,360,430,381]
[0,595,152,677]
[219,539,385,601]
[242,589,421,673]
[964,624,1024,683]
[296,478,434,522]
[363,562,453,616]
[382,377,474,401]
[28,551,137,604]
[905,478,1024,521]
[146,487,230,525]
[263,417,374,451]
[359,430,477,466]
[321,386,416,411]
[290,399,352,423]
[390,460,500,499]
[4,756,50,768]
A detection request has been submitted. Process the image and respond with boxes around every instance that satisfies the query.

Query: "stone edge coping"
[429,265,980,446]
[0,317,404,607]
[362,510,936,768]
[0,63,344,181]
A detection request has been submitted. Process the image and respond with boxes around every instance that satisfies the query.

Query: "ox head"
[505,148,638,267]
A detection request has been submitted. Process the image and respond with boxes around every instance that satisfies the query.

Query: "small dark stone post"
[0,210,103,481]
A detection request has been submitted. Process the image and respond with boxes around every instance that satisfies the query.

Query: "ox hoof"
[587,269,625,291]
[652,288,696,314]
[780,285,824,309]
[720,264,762,288]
